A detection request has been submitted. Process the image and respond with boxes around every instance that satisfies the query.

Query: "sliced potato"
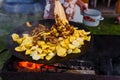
[25,49,32,55]
[68,44,76,49]
[11,33,20,41]
[72,48,81,53]
[45,52,55,61]
[15,46,26,52]
[56,45,67,57]
[26,21,32,27]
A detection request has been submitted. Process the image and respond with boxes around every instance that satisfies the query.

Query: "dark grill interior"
[1,35,120,80]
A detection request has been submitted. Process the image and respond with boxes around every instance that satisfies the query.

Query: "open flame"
[17,61,43,70]
[16,61,55,72]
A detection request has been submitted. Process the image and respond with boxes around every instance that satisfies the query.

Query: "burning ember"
[17,61,43,70]
[16,61,56,72]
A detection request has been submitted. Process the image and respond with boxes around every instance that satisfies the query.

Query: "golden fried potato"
[64,39,69,45]
[72,48,81,53]
[31,51,41,60]
[45,52,55,61]
[67,49,73,54]
[12,17,91,61]
[15,46,26,52]
[21,37,33,48]
[41,44,49,50]
[56,45,67,57]
[72,40,80,48]
[49,46,56,51]
[73,30,80,38]
[37,41,45,46]
[26,21,32,27]
[84,36,91,41]
[68,44,76,49]
[25,49,32,55]
[76,37,84,45]
[36,48,42,54]
[69,36,76,42]
[60,41,68,49]
[16,38,23,44]
[39,53,47,59]
[30,46,38,51]
[11,33,20,41]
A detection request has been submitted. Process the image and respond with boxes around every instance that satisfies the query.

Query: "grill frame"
[1,35,120,80]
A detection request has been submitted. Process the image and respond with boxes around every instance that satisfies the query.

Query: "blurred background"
[0,0,119,36]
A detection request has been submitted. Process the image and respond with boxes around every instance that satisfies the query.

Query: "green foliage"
[0,77,3,80]
[0,51,11,70]
[86,17,120,35]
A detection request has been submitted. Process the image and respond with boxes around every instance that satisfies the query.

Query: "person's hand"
[76,0,88,13]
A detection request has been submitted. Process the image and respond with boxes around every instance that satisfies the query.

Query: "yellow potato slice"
[68,44,76,49]
[16,38,23,44]
[39,53,47,59]
[11,33,20,41]
[37,41,45,46]
[72,40,80,48]
[72,48,81,53]
[69,36,76,42]
[45,52,55,61]
[26,21,32,27]
[56,45,67,57]
[76,38,84,45]
[84,36,91,41]
[25,49,32,55]
[21,37,33,48]
[60,41,68,49]
[41,44,49,50]
[64,38,69,44]
[15,46,26,52]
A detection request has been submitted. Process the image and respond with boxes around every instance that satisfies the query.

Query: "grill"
[2,55,95,73]
[1,35,120,80]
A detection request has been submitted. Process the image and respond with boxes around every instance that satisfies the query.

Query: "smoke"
[0,0,46,36]
[0,0,3,8]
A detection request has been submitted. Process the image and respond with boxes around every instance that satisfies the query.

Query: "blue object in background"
[3,3,43,14]
[4,0,34,3]
[2,0,46,14]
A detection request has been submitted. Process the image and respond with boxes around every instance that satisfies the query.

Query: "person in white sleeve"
[44,0,88,23]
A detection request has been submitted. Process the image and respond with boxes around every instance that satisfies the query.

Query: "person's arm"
[63,0,77,20]
[76,0,88,12]
[63,0,88,20]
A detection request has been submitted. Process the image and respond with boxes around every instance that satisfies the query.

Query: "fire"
[17,61,43,70]
[16,61,55,72]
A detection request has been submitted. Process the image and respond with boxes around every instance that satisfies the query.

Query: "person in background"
[44,0,88,22]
